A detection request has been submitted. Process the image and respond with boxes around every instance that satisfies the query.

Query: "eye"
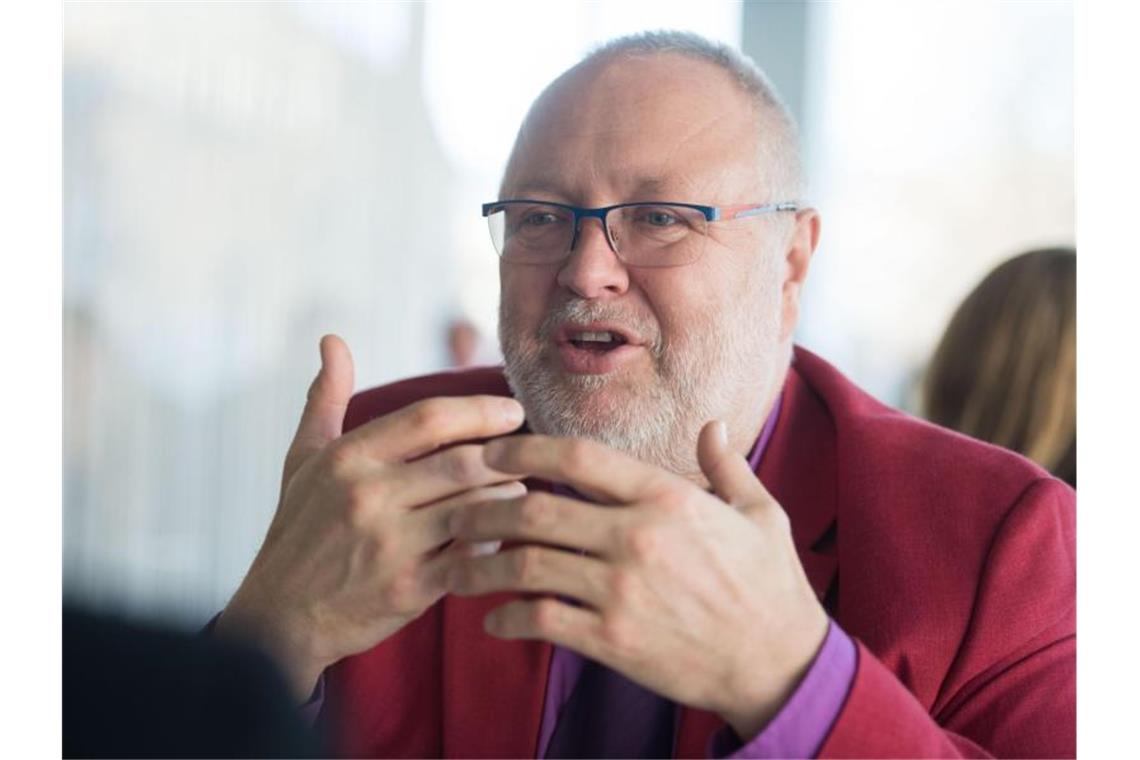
[523,211,560,226]
[641,209,680,227]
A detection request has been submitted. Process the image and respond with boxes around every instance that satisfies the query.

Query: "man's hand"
[216,335,526,701]
[445,421,828,740]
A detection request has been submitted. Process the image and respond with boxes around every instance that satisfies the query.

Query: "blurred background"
[64,1,1074,627]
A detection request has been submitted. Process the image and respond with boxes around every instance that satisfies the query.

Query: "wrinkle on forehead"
[501,54,767,203]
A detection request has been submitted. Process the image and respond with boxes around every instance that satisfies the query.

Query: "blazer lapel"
[675,363,839,757]
[760,362,840,601]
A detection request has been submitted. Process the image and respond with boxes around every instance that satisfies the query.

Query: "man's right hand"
[215,335,526,700]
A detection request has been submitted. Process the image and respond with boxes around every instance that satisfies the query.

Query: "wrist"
[718,610,830,742]
[216,590,331,703]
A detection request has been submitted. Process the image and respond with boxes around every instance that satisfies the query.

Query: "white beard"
[499,287,781,478]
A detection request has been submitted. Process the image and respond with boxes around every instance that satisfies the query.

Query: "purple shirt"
[537,392,857,758]
[709,620,856,759]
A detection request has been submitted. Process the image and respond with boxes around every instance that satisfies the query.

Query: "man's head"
[496,31,820,479]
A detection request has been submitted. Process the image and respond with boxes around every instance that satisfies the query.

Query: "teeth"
[574,331,616,342]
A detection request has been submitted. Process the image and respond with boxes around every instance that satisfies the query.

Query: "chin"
[508,364,699,474]
[525,373,633,431]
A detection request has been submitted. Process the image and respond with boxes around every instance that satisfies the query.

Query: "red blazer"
[322,347,1075,758]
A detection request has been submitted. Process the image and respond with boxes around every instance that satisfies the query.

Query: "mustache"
[536,299,663,353]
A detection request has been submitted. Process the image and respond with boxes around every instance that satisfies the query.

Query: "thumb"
[696,420,775,518]
[287,335,355,472]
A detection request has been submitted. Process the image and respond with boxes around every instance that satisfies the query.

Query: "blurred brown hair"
[923,248,1076,486]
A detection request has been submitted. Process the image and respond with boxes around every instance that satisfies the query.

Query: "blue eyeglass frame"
[480,198,799,259]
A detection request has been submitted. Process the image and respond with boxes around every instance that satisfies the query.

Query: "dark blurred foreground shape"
[64,604,322,758]
[923,247,1076,486]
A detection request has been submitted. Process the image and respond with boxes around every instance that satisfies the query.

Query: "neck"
[685,346,793,488]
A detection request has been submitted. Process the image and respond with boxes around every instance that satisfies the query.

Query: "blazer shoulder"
[791,345,1065,513]
[344,365,512,433]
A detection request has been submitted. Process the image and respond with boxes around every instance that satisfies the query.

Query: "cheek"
[500,266,557,332]
[665,250,780,346]
[635,270,719,346]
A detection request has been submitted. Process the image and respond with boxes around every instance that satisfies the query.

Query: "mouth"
[552,323,645,374]
[566,330,628,353]
[554,322,641,351]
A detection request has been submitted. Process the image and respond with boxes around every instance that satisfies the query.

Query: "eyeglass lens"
[487,203,708,267]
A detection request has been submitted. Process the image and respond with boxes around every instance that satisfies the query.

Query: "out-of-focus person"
[445,316,503,368]
[446,317,482,368]
[923,247,1076,487]
[64,604,323,758]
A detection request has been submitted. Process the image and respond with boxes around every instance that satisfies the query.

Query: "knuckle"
[369,524,400,560]
[669,493,703,524]
[512,547,544,586]
[623,524,661,562]
[600,613,636,657]
[517,496,552,533]
[406,400,446,436]
[324,440,357,478]
[381,566,420,613]
[530,598,562,635]
[563,438,596,473]
[306,373,322,401]
[341,481,376,528]
[441,446,486,486]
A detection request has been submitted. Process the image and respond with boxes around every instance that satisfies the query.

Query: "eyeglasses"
[480,199,799,268]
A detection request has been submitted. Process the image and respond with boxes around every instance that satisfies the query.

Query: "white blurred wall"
[64,2,462,624]
[795,2,1074,406]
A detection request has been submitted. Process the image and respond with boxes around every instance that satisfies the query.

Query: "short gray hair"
[577,30,804,201]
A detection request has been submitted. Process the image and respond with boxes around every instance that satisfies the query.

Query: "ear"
[779,208,821,343]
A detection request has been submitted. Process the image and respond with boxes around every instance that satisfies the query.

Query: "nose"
[556,215,630,299]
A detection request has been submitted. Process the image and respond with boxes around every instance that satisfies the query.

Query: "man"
[215,32,1075,758]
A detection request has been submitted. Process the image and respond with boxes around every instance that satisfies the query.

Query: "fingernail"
[498,399,525,426]
[483,612,500,636]
[714,420,728,447]
[470,540,501,557]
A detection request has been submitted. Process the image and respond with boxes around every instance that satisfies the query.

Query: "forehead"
[503,54,763,202]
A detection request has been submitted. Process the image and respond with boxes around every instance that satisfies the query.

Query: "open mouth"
[553,322,643,374]
[567,330,629,353]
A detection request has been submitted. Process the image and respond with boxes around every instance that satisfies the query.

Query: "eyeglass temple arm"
[713,202,800,221]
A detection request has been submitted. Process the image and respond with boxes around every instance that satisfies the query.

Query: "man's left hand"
[445,420,829,740]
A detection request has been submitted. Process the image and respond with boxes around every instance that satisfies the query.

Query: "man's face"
[498,54,814,477]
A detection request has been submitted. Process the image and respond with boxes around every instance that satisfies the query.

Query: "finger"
[339,395,525,464]
[696,420,777,517]
[402,481,527,555]
[447,546,612,608]
[385,444,525,509]
[449,490,621,557]
[287,336,355,474]
[483,598,605,660]
[482,435,669,503]
[417,535,504,599]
